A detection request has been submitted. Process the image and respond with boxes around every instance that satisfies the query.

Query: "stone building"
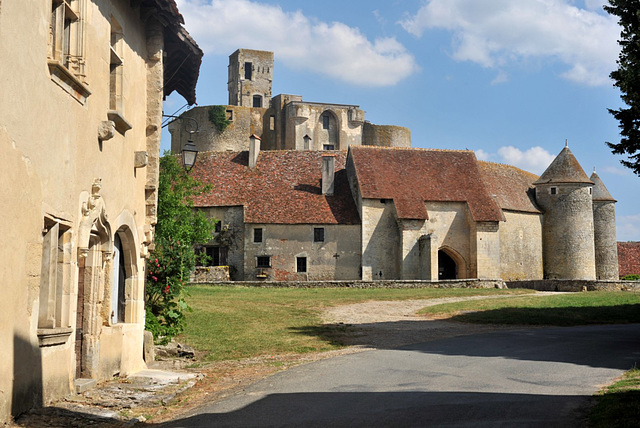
[617,242,640,277]
[189,143,619,282]
[169,49,412,155]
[0,0,201,422]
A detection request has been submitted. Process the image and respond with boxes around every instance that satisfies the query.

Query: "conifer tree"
[605,0,640,176]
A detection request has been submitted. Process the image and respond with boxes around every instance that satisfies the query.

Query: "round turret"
[534,145,596,279]
[590,169,618,280]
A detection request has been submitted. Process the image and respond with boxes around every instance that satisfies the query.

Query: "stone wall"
[191,266,230,283]
[362,122,411,148]
[194,278,508,289]
[499,211,544,280]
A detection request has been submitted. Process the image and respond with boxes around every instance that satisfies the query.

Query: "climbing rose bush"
[145,154,215,344]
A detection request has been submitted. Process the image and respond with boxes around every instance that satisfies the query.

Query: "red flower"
[164,285,170,294]
[152,276,158,282]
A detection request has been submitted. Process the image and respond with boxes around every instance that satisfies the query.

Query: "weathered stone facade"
[0,1,201,422]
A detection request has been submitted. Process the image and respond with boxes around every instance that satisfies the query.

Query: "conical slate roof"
[534,146,593,185]
[590,170,616,202]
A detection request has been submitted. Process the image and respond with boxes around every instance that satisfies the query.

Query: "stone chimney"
[321,154,335,195]
[249,134,261,169]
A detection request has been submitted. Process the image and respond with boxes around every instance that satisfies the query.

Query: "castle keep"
[178,49,619,282]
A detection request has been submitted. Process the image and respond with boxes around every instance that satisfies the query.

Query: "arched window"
[319,110,338,150]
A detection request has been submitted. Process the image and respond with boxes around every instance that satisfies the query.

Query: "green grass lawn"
[417,291,640,326]
[179,285,532,361]
[590,368,640,427]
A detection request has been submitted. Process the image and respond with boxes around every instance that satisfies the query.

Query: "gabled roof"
[191,150,360,225]
[478,161,541,214]
[590,171,617,202]
[348,146,504,222]
[534,146,593,185]
[618,242,640,277]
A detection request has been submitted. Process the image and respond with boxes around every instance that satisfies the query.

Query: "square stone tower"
[228,49,273,108]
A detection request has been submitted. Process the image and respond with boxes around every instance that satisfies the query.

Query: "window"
[323,144,335,151]
[245,62,252,80]
[253,95,263,108]
[48,0,90,102]
[50,0,79,69]
[322,114,330,129]
[253,228,263,243]
[550,187,557,195]
[196,246,228,266]
[314,227,325,242]
[109,18,123,112]
[226,109,233,121]
[270,115,275,131]
[256,256,271,268]
[38,220,71,330]
[215,221,222,233]
[297,257,307,273]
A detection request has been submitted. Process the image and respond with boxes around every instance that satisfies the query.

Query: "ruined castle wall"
[499,211,544,280]
[362,122,411,148]
[169,105,265,153]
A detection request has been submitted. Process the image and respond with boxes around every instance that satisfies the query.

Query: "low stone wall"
[507,279,640,292]
[191,278,640,291]
[192,278,508,289]
[191,266,230,283]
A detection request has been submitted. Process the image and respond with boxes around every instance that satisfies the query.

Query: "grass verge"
[179,285,531,361]
[589,368,640,427]
[417,291,640,326]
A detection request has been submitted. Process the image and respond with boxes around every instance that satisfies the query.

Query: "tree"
[605,0,640,176]
[145,154,216,344]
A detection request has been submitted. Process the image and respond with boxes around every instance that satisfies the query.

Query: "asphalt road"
[164,324,640,427]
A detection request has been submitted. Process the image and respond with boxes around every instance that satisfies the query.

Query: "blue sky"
[163,0,640,241]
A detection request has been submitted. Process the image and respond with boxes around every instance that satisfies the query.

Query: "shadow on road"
[158,390,589,427]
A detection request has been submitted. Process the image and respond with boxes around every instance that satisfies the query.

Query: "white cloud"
[601,165,631,176]
[617,213,640,241]
[478,145,555,173]
[475,149,492,160]
[399,0,620,86]
[176,0,419,86]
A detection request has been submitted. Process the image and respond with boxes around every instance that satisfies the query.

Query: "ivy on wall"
[208,105,230,133]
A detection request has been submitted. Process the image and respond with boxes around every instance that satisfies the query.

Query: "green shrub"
[622,274,640,281]
[208,105,230,133]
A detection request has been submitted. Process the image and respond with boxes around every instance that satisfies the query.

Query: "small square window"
[323,144,335,151]
[254,228,263,243]
[226,110,233,121]
[297,256,307,273]
[550,187,557,195]
[257,256,271,268]
[314,227,325,242]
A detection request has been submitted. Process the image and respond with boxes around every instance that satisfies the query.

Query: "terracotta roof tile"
[478,161,541,214]
[349,146,505,222]
[618,242,640,277]
[191,150,360,225]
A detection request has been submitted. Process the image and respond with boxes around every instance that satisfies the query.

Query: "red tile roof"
[348,146,505,222]
[618,242,640,277]
[191,150,360,225]
[478,161,541,214]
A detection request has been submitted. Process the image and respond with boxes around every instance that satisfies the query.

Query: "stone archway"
[438,247,467,280]
[319,110,339,150]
